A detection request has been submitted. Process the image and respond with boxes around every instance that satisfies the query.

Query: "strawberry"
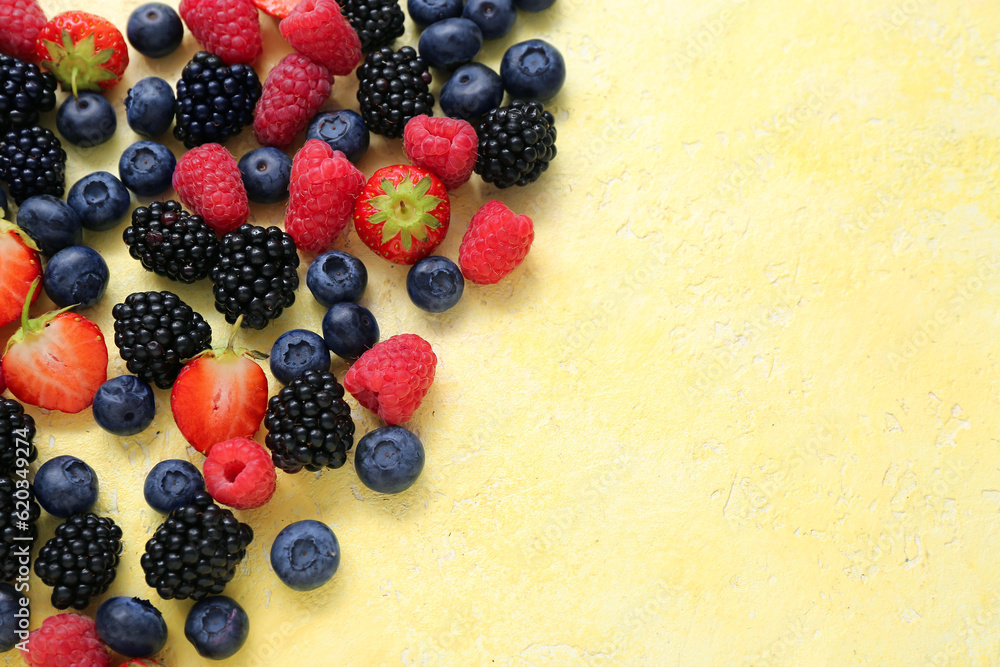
[286,139,365,253]
[402,115,478,190]
[0,219,42,329]
[0,0,47,63]
[353,164,450,265]
[253,0,298,19]
[343,334,436,425]
[35,11,128,96]
[171,317,269,455]
[2,280,108,413]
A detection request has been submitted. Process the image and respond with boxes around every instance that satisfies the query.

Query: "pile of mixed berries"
[0,0,562,660]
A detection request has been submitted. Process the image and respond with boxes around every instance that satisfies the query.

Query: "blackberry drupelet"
[124,200,220,283]
[0,125,66,204]
[112,291,213,389]
[475,98,557,189]
[340,0,405,53]
[210,224,299,330]
[0,399,36,475]
[356,46,434,138]
[0,55,57,132]
[0,475,39,583]
[34,513,123,610]
[140,491,253,600]
[264,370,355,473]
[173,51,262,149]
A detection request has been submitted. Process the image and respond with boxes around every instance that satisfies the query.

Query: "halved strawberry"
[253,0,299,19]
[171,317,268,454]
[35,11,128,95]
[2,280,107,413]
[0,219,42,329]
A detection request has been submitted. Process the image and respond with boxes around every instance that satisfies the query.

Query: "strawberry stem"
[20,279,39,331]
[224,316,244,353]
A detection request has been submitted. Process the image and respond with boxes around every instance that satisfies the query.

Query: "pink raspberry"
[286,139,365,253]
[204,437,276,510]
[0,0,46,63]
[21,613,110,667]
[172,143,249,235]
[458,200,534,284]
[343,334,437,425]
[403,115,478,190]
[179,0,262,65]
[279,0,362,77]
[253,53,332,149]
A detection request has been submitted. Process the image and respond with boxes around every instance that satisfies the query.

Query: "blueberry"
[406,255,464,312]
[514,0,555,10]
[92,375,156,436]
[66,171,131,231]
[269,520,340,591]
[322,302,379,361]
[407,0,462,26]
[0,188,7,219]
[119,140,176,197]
[462,0,517,39]
[144,459,205,513]
[439,63,504,120]
[127,2,184,58]
[237,147,292,204]
[269,329,331,384]
[34,455,99,518]
[185,596,249,660]
[306,250,368,306]
[354,425,425,494]
[43,245,109,308]
[125,77,176,138]
[15,195,82,256]
[96,597,168,658]
[56,92,116,148]
[501,39,566,100]
[305,110,370,164]
[418,18,483,70]
[0,583,26,653]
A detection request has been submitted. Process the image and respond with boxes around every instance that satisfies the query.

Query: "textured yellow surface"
[6,0,1000,664]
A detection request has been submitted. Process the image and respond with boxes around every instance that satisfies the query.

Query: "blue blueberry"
[462,0,517,39]
[306,250,367,306]
[355,425,425,494]
[127,3,184,58]
[406,255,464,312]
[92,375,156,436]
[322,302,379,361]
[237,147,292,204]
[439,63,504,120]
[269,329,331,384]
[15,195,82,256]
[501,39,566,100]
[56,92,117,147]
[66,171,131,231]
[0,583,26,653]
[514,0,555,10]
[96,597,168,658]
[43,246,109,308]
[305,110,370,164]
[185,596,249,660]
[144,459,205,513]
[33,455,99,518]
[119,140,176,196]
[269,520,340,591]
[418,18,483,70]
[125,77,176,138]
[407,0,462,26]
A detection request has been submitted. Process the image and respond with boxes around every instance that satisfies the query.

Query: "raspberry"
[403,115,478,190]
[172,143,249,235]
[343,334,436,425]
[458,200,533,285]
[279,0,362,77]
[179,0,262,65]
[203,437,276,509]
[0,0,46,63]
[20,613,110,667]
[253,53,332,149]
[286,140,365,253]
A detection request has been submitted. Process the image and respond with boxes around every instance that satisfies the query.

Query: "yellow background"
[5,0,1000,664]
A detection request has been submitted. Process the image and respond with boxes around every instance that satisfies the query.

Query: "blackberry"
[0,475,39,583]
[34,513,123,610]
[0,55,57,132]
[340,0,405,53]
[475,99,557,189]
[0,125,66,204]
[124,200,220,283]
[173,51,262,149]
[265,370,356,473]
[356,46,434,138]
[210,224,299,330]
[112,291,214,389]
[0,399,36,476]
[140,491,253,600]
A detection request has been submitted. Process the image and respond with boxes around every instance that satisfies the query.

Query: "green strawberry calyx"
[3,279,76,355]
[366,176,443,251]
[41,30,117,97]
[189,316,268,363]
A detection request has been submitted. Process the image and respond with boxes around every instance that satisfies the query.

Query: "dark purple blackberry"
[264,370,355,473]
[0,125,66,204]
[210,224,299,330]
[340,0,405,53]
[140,491,253,600]
[112,291,213,389]
[475,99,557,189]
[0,475,39,583]
[123,200,220,283]
[0,55,57,132]
[356,46,434,138]
[173,51,262,149]
[34,513,123,610]
[0,399,36,476]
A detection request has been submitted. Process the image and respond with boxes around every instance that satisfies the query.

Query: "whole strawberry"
[0,0,46,62]
[253,53,331,149]
[172,143,249,235]
[280,0,362,77]
[20,612,110,667]
[403,115,478,190]
[0,218,41,328]
[179,0,262,65]
[343,333,436,425]
[286,139,365,253]
[353,164,450,265]
[35,11,128,95]
[459,200,534,285]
